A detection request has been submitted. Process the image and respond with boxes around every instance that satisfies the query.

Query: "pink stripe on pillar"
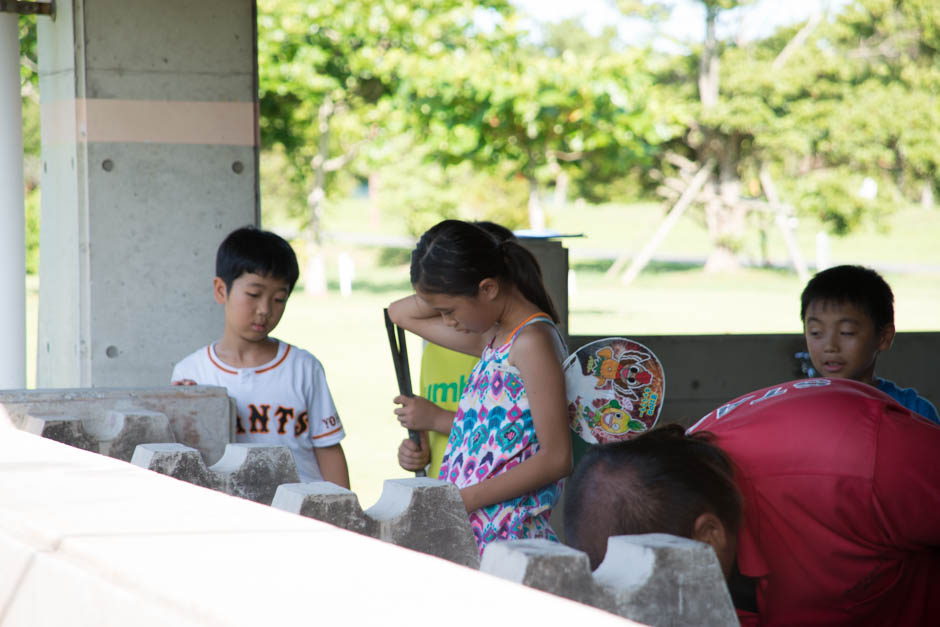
[41,99,257,146]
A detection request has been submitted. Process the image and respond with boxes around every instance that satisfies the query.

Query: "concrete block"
[89,410,176,461]
[21,409,176,462]
[133,442,299,505]
[130,443,216,490]
[272,477,480,568]
[368,478,480,568]
[0,386,234,464]
[21,415,99,453]
[481,540,594,600]
[271,482,373,536]
[480,534,737,626]
[208,443,300,505]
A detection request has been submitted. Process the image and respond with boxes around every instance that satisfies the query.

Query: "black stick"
[384,308,426,477]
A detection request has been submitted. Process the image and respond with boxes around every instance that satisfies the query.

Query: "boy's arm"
[314,443,350,489]
[915,395,940,425]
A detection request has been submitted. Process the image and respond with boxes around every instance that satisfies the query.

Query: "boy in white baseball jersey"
[172,226,349,487]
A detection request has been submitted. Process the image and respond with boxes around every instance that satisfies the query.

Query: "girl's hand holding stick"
[384,308,426,478]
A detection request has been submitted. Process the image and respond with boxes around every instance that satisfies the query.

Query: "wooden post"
[759,168,809,283]
[615,159,716,286]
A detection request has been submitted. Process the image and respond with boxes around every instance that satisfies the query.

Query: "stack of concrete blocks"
[0,386,298,505]
[480,536,737,626]
[1,411,631,627]
[271,482,738,625]
[0,386,235,465]
[131,443,300,505]
[272,478,481,568]
[2,388,737,624]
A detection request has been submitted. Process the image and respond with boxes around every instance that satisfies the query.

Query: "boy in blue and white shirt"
[800,264,938,424]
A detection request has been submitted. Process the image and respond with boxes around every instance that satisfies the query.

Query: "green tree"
[400,34,660,230]
[624,0,938,275]
[676,0,757,271]
[257,0,512,289]
[541,17,620,58]
[20,15,40,275]
[370,135,531,236]
[776,0,940,224]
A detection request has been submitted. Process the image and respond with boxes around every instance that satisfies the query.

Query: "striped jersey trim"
[255,344,291,373]
[206,345,237,374]
[313,424,343,440]
[206,343,292,375]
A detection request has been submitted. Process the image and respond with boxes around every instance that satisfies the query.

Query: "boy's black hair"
[215,226,299,293]
[410,219,559,322]
[564,424,741,570]
[800,265,894,330]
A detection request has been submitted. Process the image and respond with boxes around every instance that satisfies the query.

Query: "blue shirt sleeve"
[877,378,940,425]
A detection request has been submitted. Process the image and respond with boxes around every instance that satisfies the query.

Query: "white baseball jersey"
[171,340,345,482]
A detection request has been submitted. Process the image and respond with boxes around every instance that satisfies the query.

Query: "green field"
[23,200,940,506]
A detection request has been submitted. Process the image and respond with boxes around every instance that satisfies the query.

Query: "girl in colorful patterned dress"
[387,219,571,554]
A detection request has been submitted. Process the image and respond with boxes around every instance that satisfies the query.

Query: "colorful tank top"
[438,313,568,554]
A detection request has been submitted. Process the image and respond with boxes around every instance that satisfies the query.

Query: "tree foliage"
[18,1,937,275]
[698,0,939,232]
[257,0,514,233]
[252,0,940,259]
[20,15,40,275]
[624,0,939,272]
[399,32,661,228]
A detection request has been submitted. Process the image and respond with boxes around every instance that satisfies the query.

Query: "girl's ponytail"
[498,240,559,323]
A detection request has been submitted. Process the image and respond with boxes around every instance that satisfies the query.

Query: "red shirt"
[690,378,940,626]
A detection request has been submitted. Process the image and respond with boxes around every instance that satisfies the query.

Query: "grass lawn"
[551,201,940,269]
[22,199,940,507]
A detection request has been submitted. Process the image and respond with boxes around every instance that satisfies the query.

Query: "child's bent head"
[410,220,559,322]
[564,424,741,573]
[800,264,894,331]
[216,226,299,294]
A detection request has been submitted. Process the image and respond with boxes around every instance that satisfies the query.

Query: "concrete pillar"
[519,238,569,340]
[0,13,26,389]
[36,0,259,387]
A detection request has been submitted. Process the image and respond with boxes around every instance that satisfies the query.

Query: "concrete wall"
[37,0,259,387]
[521,238,569,340]
[570,331,940,427]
